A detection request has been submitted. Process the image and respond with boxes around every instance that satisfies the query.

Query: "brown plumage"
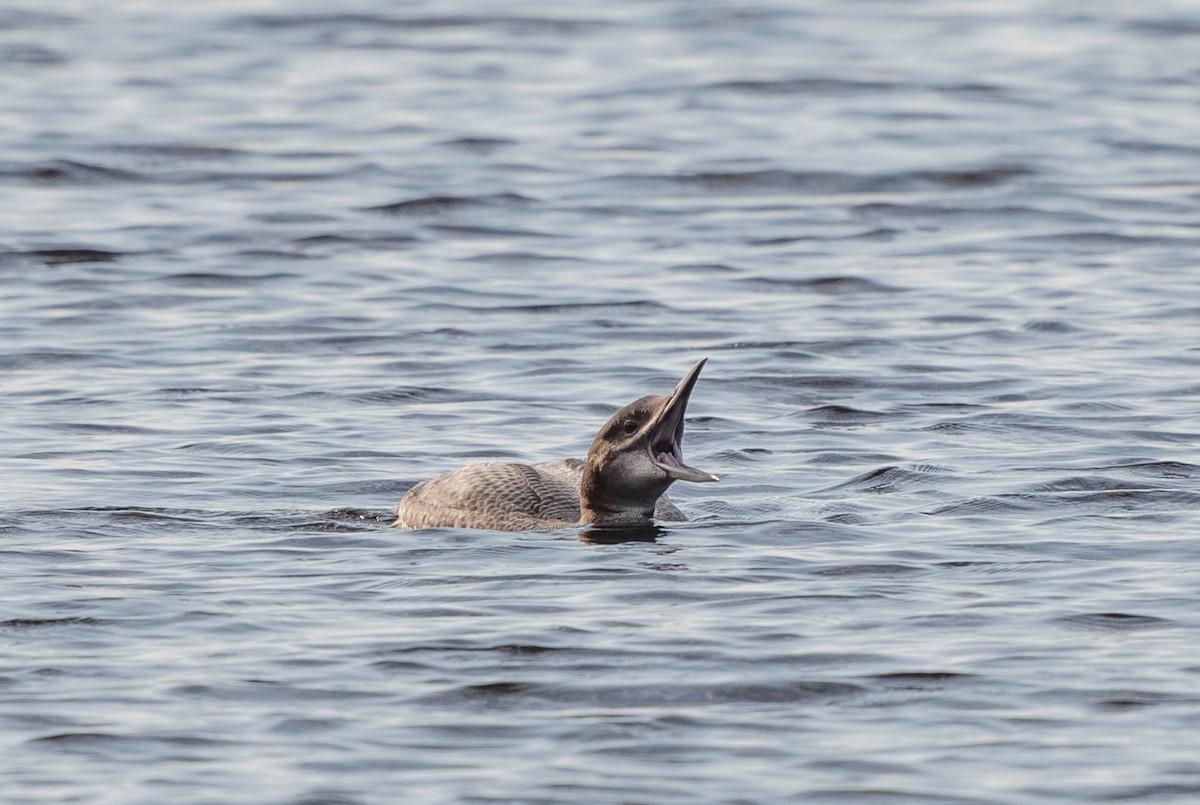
[394,359,718,531]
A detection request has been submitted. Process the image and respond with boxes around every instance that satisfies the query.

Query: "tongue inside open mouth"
[649,431,718,483]
[647,360,719,484]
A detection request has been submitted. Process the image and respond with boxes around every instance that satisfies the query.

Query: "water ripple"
[2,2,1198,803]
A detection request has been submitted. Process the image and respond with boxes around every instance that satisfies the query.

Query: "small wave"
[1100,460,1200,479]
[0,9,76,29]
[0,158,142,185]
[430,223,555,239]
[1054,612,1172,631]
[813,563,923,577]
[865,671,978,688]
[293,233,420,249]
[460,250,579,263]
[232,12,611,36]
[28,732,125,747]
[104,142,247,160]
[445,299,671,315]
[363,196,485,216]
[0,351,105,370]
[821,465,943,495]
[48,422,152,435]
[737,275,903,295]
[23,248,123,265]
[666,262,740,274]
[1,617,103,629]
[925,496,1040,517]
[1018,231,1200,249]
[163,271,295,287]
[749,373,875,391]
[422,678,864,709]
[801,405,888,425]
[1022,319,1084,334]
[1024,476,1159,493]
[750,227,900,245]
[362,193,532,216]
[607,165,1033,194]
[705,77,899,96]
[438,136,516,153]
[1032,489,1200,513]
[0,44,66,65]
[353,387,460,404]
[1127,18,1200,37]
[709,448,771,465]
[918,166,1034,188]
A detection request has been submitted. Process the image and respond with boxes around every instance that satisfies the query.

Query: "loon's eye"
[622,419,639,435]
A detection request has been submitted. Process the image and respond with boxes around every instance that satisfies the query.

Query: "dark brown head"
[579,359,718,525]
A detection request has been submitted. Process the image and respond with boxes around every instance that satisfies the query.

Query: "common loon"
[394,359,718,531]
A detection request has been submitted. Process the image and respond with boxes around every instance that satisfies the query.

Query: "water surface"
[3,1,1200,803]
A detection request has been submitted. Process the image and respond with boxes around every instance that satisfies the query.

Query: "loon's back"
[394,459,685,531]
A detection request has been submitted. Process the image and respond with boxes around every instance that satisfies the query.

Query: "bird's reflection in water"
[578,522,666,544]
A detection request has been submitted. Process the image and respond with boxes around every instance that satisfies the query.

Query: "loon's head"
[579,358,718,525]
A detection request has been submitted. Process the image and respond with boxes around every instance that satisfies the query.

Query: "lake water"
[3,2,1200,803]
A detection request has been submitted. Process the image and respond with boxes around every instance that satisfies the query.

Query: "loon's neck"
[579,499,656,526]
[577,460,663,526]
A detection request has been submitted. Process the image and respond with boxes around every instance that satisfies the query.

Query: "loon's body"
[394,359,717,531]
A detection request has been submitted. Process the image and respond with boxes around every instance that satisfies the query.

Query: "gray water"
[3,1,1200,803]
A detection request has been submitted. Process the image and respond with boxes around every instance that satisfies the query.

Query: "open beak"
[646,358,719,483]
